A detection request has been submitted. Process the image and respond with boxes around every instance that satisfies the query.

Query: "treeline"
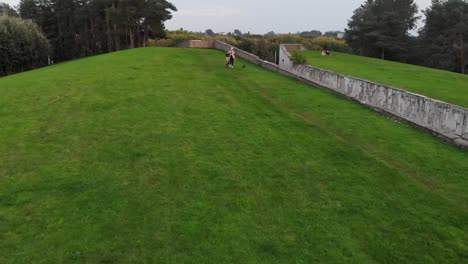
[150,30,349,64]
[419,0,468,73]
[0,0,176,76]
[346,0,468,74]
[18,0,176,62]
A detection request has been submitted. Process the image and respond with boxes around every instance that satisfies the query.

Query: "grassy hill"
[1,48,467,263]
[302,51,468,108]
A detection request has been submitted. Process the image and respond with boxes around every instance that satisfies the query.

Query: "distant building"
[337,33,345,39]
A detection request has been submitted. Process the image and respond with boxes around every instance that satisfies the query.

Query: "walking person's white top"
[229,47,236,59]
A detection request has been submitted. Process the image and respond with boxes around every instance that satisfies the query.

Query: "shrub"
[166,30,206,45]
[237,38,255,52]
[290,50,307,65]
[213,36,238,46]
[147,38,174,47]
[275,34,303,43]
[0,16,50,76]
[310,36,349,52]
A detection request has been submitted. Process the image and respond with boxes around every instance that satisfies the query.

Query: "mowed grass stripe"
[303,50,468,108]
[0,48,467,263]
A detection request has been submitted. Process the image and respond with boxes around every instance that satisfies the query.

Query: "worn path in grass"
[0,48,467,263]
[303,50,468,108]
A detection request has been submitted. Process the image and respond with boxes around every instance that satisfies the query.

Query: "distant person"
[321,49,331,56]
[226,47,236,68]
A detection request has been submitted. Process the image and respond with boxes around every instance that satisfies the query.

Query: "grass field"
[302,50,468,108]
[1,48,467,263]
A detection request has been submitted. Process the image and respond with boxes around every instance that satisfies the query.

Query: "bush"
[236,38,255,52]
[147,38,174,47]
[0,16,50,76]
[213,36,238,46]
[310,36,348,52]
[166,30,207,45]
[290,50,307,65]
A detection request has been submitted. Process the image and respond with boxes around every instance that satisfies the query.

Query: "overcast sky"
[3,0,433,34]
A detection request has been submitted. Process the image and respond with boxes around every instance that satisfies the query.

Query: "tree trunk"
[112,3,120,51]
[114,23,120,51]
[461,34,465,74]
[90,18,95,55]
[144,25,149,47]
[137,22,140,48]
[106,11,112,52]
[57,13,64,61]
[128,13,134,49]
[2,65,8,76]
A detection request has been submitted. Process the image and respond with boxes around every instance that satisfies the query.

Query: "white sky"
[3,0,433,34]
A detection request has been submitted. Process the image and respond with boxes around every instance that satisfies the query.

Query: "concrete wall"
[215,41,264,65]
[279,44,298,71]
[278,44,468,148]
[214,40,298,78]
[208,40,468,147]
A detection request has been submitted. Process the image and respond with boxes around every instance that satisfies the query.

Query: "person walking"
[226,47,236,68]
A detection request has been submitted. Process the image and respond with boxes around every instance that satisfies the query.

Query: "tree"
[0,15,50,75]
[299,30,322,38]
[419,0,468,73]
[1,2,19,16]
[265,31,275,37]
[345,0,419,61]
[345,1,376,56]
[17,0,177,63]
[324,31,343,38]
[19,0,37,19]
[205,29,215,37]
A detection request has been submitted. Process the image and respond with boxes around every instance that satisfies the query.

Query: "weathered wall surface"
[278,44,468,147]
[208,41,468,147]
[215,41,298,78]
[215,41,263,65]
[208,40,468,147]
[279,44,297,71]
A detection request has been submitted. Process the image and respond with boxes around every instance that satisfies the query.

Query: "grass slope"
[303,50,468,108]
[1,48,467,263]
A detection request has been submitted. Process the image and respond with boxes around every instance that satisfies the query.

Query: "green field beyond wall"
[302,50,468,108]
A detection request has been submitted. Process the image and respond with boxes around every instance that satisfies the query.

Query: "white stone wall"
[210,41,468,147]
[279,44,468,147]
[209,41,468,147]
[215,41,263,65]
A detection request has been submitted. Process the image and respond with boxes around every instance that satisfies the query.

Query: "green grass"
[1,48,467,263]
[303,50,468,108]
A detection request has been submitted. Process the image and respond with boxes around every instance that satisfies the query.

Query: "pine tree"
[345,0,419,61]
[1,2,19,16]
[420,0,468,73]
[16,0,176,63]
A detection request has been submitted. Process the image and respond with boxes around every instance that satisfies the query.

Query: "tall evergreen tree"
[345,0,419,61]
[1,2,19,16]
[19,0,37,19]
[17,0,176,63]
[420,0,468,73]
